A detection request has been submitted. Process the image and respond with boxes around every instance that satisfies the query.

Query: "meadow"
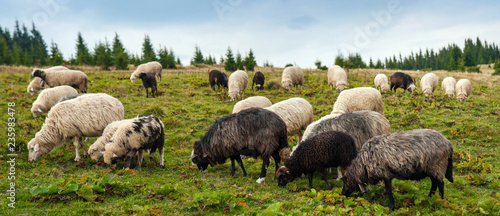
[0,64,499,215]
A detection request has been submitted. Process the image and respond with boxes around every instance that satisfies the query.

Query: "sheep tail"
[445,155,453,183]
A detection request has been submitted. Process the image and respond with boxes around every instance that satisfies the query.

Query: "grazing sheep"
[420,73,439,97]
[441,77,456,98]
[456,79,472,102]
[138,72,157,98]
[103,115,164,169]
[276,131,357,190]
[341,129,454,211]
[190,108,290,183]
[374,74,389,94]
[328,65,348,91]
[265,97,313,141]
[331,87,384,115]
[252,71,265,90]
[232,96,272,114]
[30,69,89,93]
[281,66,304,90]
[31,85,79,118]
[27,66,69,96]
[56,94,84,104]
[390,72,416,94]
[228,70,249,101]
[27,93,124,162]
[208,70,228,91]
[130,61,162,82]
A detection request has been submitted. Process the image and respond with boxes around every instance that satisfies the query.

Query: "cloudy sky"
[1,0,500,68]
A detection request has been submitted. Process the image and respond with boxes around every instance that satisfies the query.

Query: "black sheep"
[390,72,416,93]
[138,72,157,98]
[276,131,357,190]
[252,71,265,90]
[190,107,290,183]
[208,70,228,91]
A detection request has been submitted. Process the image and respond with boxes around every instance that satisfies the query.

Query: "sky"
[1,0,500,68]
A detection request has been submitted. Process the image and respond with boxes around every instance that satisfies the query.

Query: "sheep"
[190,108,290,183]
[264,97,313,142]
[456,79,472,102]
[30,69,89,93]
[341,129,454,211]
[31,85,79,118]
[331,87,384,115]
[228,70,249,101]
[27,66,69,96]
[390,72,416,94]
[208,70,228,91]
[252,71,265,90]
[56,94,84,104]
[327,65,348,91]
[276,131,357,190]
[420,73,439,97]
[441,77,456,98]
[138,72,157,98]
[27,93,124,162]
[130,61,162,82]
[281,66,304,90]
[232,96,272,114]
[374,74,389,94]
[103,115,165,169]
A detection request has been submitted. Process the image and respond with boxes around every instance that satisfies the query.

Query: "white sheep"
[441,77,456,98]
[281,66,304,90]
[420,73,439,97]
[28,66,69,96]
[374,74,389,94]
[232,96,272,113]
[31,85,79,118]
[265,97,313,141]
[130,61,163,82]
[455,79,472,102]
[30,69,89,93]
[328,65,348,91]
[27,93,124,162]
[228,70,249,102]
[332,87,384,115]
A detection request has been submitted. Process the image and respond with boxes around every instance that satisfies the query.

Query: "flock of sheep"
[25,62,472,211]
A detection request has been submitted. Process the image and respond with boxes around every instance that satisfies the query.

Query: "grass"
[0,66,499,215]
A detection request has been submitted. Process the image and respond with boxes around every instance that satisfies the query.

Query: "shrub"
[466,66,481,73]
[420,68,433,72]
[493,69,500,76]
[285,63,294,68]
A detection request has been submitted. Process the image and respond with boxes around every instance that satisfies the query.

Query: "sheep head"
[407,83,416,94]
[276,166,294,187]
[457,94,468,102]
[423,88,433,97]
[88,146,104,162]
[27,138,43,162]
[190,141,215,173]
[336,84,346,92]
[380,85,389,94]
[341,164,368,197]
[31,69,43,78]
[228,90,239,102]
[138,72,147,80]
[281,80,292,90]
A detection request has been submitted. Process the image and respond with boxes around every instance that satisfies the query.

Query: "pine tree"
[243,49,257,71]
[94,39,112,70]
[0,35,12,65]
[141,35,156,63]
[30,23,48,66]
[334,53,344,67]
[191,45,204,65]
[219,55,225,64]
[75,32,91,65]
[158,46,177,69]
[176,57,181,65]
[224,47,236,72]
[235,51,244,70]
[112,33,129,70]
[375,59,383,69]
[49,41,64,66]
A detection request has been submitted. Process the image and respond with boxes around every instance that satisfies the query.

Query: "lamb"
[228,70,249,101]
[138,72,157,98]
[420,73,439,97]
[31,85,79,118]
[327,65,348,91]
[252,71,265,90]
[208,70,228,91]
[390,72,416,94]
[281,66,304,90]
[27,93,124,162]
[30,69,89,93]
[341,129,454,211]
[276,131,357,190]
[130,61,162,82]
[455,79,472,102]
[264,97,313,141]
[190,108,290,183]
[103,115,165,169]
[441,77,456,98]
[27,66,69,96]
[232,96,272,114]
[374,74,389,94]
[331,87,384,115]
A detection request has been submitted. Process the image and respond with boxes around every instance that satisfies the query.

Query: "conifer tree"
[49,41,64,66]
[191,45,204,65]
[75,32,92,65]
[141,35,156,63]
[243,49,257,71]
[224,47,236,72]
[94,39,112,70]
[112,33,129,70]
[235,51,244,70]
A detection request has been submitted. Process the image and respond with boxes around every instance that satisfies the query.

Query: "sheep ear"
[359,183,367,194]
[37,108,42,113]
[112,153,118,158]
[30,87,34,92]
[99,151,105,155]
[34,143,40,151]
[190,154,197,160]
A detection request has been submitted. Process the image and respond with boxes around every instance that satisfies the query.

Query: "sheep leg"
[272,153,281,179]
[137,150,144,169]
[319,169,332,190]
[79,137,88,158]
[125,149,137,169]
[384,179,395,211]
[336,166,343,181]
[230,157,236,176]
[234,156,248,177]
[428,177,438,197]
[73,137,82,162]
[256,157,269,183]
[437,180,445,199]
[152,86,156,98]
[158,146,164,167]
[308,173,314,190]
[145,87,149,98]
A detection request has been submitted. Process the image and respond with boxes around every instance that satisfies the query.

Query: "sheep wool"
[265,97,313,141]
[252,71,265,90]
[281,66,304,90]
[31,69,89,93]
[328,65,348,91]
[130,61,163,82]
[390,72,416,94]
[88,118,135,162]
[28,66,69,95]
[228,70,249,101]
[441,77,456,98]
[31,85,79,118]
[27,93,124,162]
[420,73,439,97]
[232,96,272,114]
[332,87,384,115]
[455,79,472,102]
[208,70,228,91]
[138,72,157,98]
[374,74,389,94]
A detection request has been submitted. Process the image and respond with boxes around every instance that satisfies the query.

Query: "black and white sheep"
[28,66,69,96]
[30,69,89,93]
[190,107,290,183]
[390,72,416,94]
[252,71,265,90]
[31,85,79,118]
[138,72,157,98]
[341,129,454,211]
[276,131,357,190]
[208,69,228,91]
[130,61,162,82]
